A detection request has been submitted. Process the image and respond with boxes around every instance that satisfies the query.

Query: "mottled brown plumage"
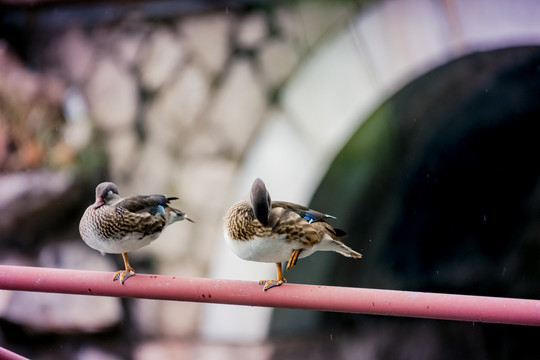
[79,182,193,283]
[224,178,361,290]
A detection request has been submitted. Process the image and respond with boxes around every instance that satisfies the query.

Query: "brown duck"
[79,182,193,283]
[224,178,361,290]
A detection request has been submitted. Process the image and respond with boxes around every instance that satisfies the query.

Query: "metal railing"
[1,265,539,326]
[2,264,539,359]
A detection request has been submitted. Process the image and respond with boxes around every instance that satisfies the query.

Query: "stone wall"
[0,2,355,359]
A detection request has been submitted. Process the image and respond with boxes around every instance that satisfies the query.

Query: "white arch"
[200,0,540,342]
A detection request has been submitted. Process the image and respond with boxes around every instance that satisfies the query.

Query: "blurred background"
[1,0,540,359]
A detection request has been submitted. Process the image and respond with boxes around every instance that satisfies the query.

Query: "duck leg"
[112,252,136,284]
[259,262,286,291]
[286,249,302,270]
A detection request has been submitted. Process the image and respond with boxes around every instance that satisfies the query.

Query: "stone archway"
[271,46,540,349]
[201,0,540,343]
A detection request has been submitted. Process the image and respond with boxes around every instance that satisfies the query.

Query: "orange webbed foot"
[259,262,287,291]
[113,253,135,284]
[258,279,285,291]
[112,268,135,284]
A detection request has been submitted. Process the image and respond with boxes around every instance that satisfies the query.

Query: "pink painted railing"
[0,346,30,360]
[0,265,539,326]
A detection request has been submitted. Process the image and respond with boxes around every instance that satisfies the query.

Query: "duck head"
[250,178,271,226]
[93,182,120,208]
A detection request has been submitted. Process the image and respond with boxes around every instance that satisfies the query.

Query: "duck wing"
[118,194,177,215]
[271,201,345,235]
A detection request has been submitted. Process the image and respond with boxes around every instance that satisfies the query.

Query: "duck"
[224,178,361,290]
[79,182,193,283]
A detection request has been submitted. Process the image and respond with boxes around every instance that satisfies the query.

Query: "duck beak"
[92,197,105,208]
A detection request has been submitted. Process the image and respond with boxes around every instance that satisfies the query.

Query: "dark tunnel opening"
[271,46,540,359]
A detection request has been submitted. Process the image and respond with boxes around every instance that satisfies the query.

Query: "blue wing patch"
[303,212,318,224]
[301,210,336,223]
[157,204,166,216]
